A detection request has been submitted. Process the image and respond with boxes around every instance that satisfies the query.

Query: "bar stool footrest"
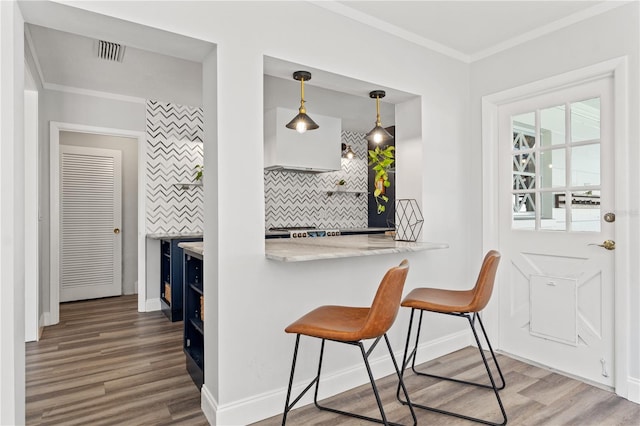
[396,399,507,426]
[410,368,506,390]
[315,403,406,426]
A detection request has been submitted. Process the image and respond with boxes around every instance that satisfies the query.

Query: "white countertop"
[147,232,203,239]
[265,234,448,262]
[178,241,204,256]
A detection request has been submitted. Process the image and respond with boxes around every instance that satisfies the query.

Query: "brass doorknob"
[589,240,615,250]
[114,228,120,234]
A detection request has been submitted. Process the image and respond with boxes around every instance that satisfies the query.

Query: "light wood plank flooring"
[253,345,640,426]
[27,296,639,425]
[26,295,208,425]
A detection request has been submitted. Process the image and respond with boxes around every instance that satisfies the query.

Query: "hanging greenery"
[368,145,394,214]
[194,164,204,182]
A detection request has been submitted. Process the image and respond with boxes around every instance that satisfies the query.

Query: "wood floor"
[27,296,639,425]
[26,295,208,425]
[254,347,640,426]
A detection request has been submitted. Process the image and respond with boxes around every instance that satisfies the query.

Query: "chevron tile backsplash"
[146,100,204,234]
[264,131,368,229]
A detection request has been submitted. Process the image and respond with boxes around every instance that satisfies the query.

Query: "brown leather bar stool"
[282,260,417,426]
[396,250,507,426]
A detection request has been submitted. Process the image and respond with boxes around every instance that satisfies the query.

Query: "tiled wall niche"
[145,100,204,235]
[264,131,368,230]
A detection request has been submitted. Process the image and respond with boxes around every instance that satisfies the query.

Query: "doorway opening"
[49,122,145,324]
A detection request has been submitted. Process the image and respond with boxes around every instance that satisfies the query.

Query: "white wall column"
[0,0,26,423]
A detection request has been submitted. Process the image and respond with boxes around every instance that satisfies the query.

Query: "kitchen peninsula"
[265,234,448,262]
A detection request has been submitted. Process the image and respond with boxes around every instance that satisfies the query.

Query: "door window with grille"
[511,97,602,231]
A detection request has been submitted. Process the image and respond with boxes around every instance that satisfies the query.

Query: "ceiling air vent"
[96,40,125,63]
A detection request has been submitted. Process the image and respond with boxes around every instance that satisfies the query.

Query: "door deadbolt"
[589,240,615,250]
[604,212,616,223]
[114,228,120,234]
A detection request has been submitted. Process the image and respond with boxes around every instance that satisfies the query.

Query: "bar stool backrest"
[468,250,501,313]
[359,259,410,340]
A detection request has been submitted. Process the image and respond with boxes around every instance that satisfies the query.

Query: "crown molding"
[310,0,633,65]
[309,0,471,63]
[24,25,46,87]
[470,1,633,62]
[43,82,146,104]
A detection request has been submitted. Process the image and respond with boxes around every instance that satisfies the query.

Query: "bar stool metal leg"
[396,308,507,426]
[282,260,413,425]
[283,334,417,426]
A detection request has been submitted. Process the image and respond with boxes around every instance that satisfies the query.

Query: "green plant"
[194,164,204,182]
[368,145,394,214]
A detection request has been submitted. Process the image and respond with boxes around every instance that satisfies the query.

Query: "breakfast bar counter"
[265,234,448,262]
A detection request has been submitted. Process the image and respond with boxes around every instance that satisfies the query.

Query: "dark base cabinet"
[183,250,204,389]
[160,238,202,322]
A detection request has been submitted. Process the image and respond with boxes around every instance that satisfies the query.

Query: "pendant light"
[285,71,319,133]
[341,143,356,159]
[365,90,393,144]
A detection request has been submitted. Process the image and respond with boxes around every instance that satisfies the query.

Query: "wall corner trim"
[201,385,218,425]
[144,298,161,312]
[626,376,640,404]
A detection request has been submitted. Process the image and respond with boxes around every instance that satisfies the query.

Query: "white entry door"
[498,76,615,387]
[60,145,122,302]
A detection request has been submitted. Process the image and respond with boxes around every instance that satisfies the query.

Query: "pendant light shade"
[285,71,319,133]
[341,143,356,159]
[365,90,393,144]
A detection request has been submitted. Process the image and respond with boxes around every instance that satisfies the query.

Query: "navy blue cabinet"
[183,250,204,389]
[160,238,201,322]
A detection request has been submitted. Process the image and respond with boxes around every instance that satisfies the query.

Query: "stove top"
[268,227,340,238]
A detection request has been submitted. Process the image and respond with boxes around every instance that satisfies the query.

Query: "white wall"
[0,2,26,424]
[63,2,472,424]
[470,1,640,400]
[60,131,139,295]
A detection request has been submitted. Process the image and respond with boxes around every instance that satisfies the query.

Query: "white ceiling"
[21,1,629,127]
[318,1,629,62]
[26,23,204,107]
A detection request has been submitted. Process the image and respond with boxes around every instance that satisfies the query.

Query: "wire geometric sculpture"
[395,199,424,242]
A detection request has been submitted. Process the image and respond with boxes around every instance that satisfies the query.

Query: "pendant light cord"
[299,78,307,114]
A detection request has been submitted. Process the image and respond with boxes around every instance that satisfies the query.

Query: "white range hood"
[264,107,341,173]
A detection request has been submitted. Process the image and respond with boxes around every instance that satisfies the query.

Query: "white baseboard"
[145,298,161,312]
[38,313,46,340]
[201,384,217,425]
[628,376,640,404]
[43,311,52,327]
[204,330,471,425]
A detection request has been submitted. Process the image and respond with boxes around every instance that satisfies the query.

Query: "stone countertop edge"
[265,227,393,238]
[147,232,204,239]
[265,234,449,262]
[178,241,204,256]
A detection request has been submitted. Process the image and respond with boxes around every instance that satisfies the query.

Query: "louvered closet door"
[60,145,122,302]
